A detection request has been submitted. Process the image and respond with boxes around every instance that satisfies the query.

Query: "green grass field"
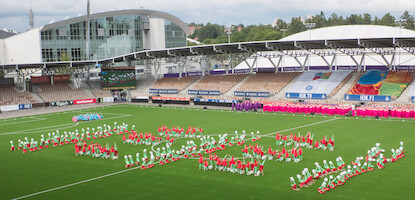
[1,104,414,200]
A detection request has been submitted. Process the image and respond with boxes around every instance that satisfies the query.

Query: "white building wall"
[3,28,42,64]
[149,18,166,50]
[0,39,5,65]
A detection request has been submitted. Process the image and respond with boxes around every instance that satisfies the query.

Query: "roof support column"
[200,56,210,77]
[268,56,281,73]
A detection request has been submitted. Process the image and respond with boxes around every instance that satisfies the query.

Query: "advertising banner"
[53,75,70,82]
[1,104,19,112]
[188,90,221,96]
[102,97,114,103]
[286,93,327,99]
[73,98,97,105]
[344,94,392,102]
[194,98,237,103]
[234,91,271,97]
[152,96,190,101]
[18,104,33,109]
[31,76,50,83]
[149,89,179,94]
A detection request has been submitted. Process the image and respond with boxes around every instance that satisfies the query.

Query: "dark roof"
[0,30,16,39]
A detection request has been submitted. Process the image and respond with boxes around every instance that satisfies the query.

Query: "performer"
[290,177,299,191]
[199,155,203,170]
[318,182,328,194]
[135,153,140,165]
[124,155,131,168]
[10,140,14,151]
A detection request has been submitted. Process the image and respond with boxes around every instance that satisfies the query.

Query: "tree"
[312,11,328,28]
[60,52,71,61]
[400,10,415,30]
[379,13,396,26]
[362,13,372,24]
[346,14,363,24]
[288,17,306,35]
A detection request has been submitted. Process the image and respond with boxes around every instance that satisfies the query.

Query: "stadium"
[0,2,414,200]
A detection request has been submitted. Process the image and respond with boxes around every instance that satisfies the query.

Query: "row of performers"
[263,103,352,116]
[10,122,132,152]
[353,106,415,118]
[199,154,266,176]
[75,141,119,160]
[158,125,204,137]
[275,132,334,151]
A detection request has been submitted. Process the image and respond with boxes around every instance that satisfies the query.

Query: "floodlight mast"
[280,29,288,38]
[395,20,406,36]
[86,0,91,60]
[225,26,233,43]
[305,23,315,40]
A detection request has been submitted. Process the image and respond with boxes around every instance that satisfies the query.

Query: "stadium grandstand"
[1,24,415,114]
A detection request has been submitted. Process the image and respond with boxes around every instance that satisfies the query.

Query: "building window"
[42,49,53,62]
[71,48,81,61]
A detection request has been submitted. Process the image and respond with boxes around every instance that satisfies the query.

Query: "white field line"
[0,123,80,135]
[11,166,142,200]
[11,117,338,200]
[0,118,47,126]
[0,114,130,135]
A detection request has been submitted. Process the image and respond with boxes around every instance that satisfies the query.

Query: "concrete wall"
[149,18,166,50]
[2,28,42,64]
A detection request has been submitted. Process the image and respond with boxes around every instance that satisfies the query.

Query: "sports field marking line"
[0,123,80,135]
[0,114,130,135]
[0,117,47,126]
[11,166,142,200]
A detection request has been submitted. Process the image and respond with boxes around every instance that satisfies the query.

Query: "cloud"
[0,0,413,32]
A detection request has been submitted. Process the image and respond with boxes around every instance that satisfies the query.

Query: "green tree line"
[188,11,415,45]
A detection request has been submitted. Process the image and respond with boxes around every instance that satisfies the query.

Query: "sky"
[0,0,414,33]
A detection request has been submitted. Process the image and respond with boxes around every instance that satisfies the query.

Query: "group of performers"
[318,142,404,194]
[263,103,352,116]
[124,144,182,169]
[10,122,131,153]
[290,156,346,191]
[72,113,103,122]
[158,125,204,138]
[353,105,415,119]
[275,132,335,151]
[289,142,404,194]
[122,131,164,146]
[232,101,262,112]
[75,141,119,160]
[198,154,266,176]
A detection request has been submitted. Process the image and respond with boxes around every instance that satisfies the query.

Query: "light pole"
[304,23,315,40]
[395,20,406,36]
[280,28,288,38]
[225,26,233,43]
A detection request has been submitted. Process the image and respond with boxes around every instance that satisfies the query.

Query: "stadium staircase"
[330,72,361,101]
[84,89,96,98]
[30,92,44,103]
[394,73,415,103]
[274,73,302,99]
[129,78,156,98]
[223,75,251,97]
[179,77,202,95]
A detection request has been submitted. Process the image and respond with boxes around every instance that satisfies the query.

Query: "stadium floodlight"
[225,26,233,43]
[304,23,315,40]
[280,29,288,38]
[395,20,406,36]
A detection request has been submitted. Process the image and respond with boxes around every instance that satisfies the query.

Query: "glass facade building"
[40,10,188,62]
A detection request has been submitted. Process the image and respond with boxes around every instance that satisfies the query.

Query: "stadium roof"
[280,25,415,41]
[41,9,189,35]
[2,25,415,70]
[0,29,17,39]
